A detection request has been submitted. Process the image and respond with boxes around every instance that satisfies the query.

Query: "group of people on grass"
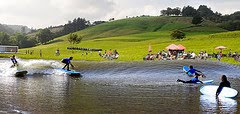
[144,50,240,62]
[99,49,119,60]
[144,50,209,60]
[177,65,231,97]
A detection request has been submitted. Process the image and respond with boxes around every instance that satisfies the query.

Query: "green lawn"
[0,30,238,65]
[1,16,239,65]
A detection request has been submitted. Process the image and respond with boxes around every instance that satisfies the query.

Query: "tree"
[166,7,172,16]
[9,33,37,48]
[220,20,240,31]
[92,21,106,26]
[36,29,53,44]
[161,7,181,16]
[192,14,203,25]
[182,6,197,17]
[172,7,181,16]
[21,26,26,34]
[197,5,214,18]
[68,33,83,45]
[170,30,186,40]
[230,11,240,20]
[161,10,167,16]
[62,18,90,34]
[0,32,10,45]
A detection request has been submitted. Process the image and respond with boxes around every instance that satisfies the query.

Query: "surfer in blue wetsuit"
[187,65,205,77]
[61,57,74,71]
[10,55,18,67]
[177,75,203,84]
[216,75,231,97]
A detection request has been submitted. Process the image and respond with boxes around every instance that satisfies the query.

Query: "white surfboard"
[200,85,238,98]
[197,80,214,84]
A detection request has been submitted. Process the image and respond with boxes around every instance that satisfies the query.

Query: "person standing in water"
[216,75,231,97]
[61,57,74,71]
[10,55,18,67]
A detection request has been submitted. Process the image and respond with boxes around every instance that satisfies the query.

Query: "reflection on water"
[0,59,239,113]
[200,95,238,113]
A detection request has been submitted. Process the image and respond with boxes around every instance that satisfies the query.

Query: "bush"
[170,30,186,40]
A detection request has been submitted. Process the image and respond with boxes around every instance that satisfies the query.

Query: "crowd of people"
[144,50,239,62]
[144,50,207,61]
[99,49,119,60]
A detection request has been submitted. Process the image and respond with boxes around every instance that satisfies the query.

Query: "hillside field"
[1,16,240,64]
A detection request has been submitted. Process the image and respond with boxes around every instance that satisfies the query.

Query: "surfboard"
[197,80,214,84]
[183,66,189,72]
[200,85,238,98]
[59,69,82,77]
[183,66,194,76]
[15,70,28,77]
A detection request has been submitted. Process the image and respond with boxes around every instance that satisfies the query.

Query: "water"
[0,59,239,113]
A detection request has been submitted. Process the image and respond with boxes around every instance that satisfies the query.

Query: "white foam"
[0,59,64,76]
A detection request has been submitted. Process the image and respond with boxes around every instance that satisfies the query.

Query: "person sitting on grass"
[61,57,74,71]
[177,75,203,84]
[216,75,231,97]
[10,55,18,67]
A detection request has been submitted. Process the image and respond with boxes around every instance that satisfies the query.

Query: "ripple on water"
[0,59,239,113]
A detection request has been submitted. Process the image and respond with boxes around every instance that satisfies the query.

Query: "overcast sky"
[0,0,239,28]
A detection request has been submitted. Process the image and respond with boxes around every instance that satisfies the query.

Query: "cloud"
[0,0,239,28]
[0,0,115,28]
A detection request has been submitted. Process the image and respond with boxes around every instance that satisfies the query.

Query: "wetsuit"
[216,81,231,96]
[62,58,71,70]
[177,77,203,84]
[11,57,18,66]
[188,68,201,76]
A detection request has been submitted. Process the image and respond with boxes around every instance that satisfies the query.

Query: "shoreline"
[1,54,240,66]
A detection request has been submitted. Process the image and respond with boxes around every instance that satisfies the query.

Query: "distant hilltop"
[0,24,31,34]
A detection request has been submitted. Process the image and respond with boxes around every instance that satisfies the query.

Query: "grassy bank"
[0,30,238,65]
[1,16,239,65]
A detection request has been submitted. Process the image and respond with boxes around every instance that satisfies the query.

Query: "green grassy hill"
[77,16,226,40]
[2,16,240,64]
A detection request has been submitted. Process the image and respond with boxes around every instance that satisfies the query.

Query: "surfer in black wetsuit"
[177,75,203,84]
[61,57,74,71]
[216,75,231,97]
[10,55,18,67]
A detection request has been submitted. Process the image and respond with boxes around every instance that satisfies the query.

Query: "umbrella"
[166,44,179,50]
[215,46,227,50]
[178,44,186,50]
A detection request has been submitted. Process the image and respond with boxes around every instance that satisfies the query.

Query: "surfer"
[61,57,74,71]
[10,55,18,67]
[216,75,231,97]
[187,65,205,77]
[177,75,203,84]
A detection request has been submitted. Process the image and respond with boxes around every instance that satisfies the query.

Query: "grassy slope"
[2,16,239,64]
[77,16,221,40]
[77,16,226,40]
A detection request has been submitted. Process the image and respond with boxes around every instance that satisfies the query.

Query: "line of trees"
[161,5,240,31]
[45,18,106,43]
[161,7,181,16]
[0,17,107,48]
[160,5,221,20]
[0,32,37,48]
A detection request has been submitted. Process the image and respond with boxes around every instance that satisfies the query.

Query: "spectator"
[191,52,196,59]
[55,48,60,56]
